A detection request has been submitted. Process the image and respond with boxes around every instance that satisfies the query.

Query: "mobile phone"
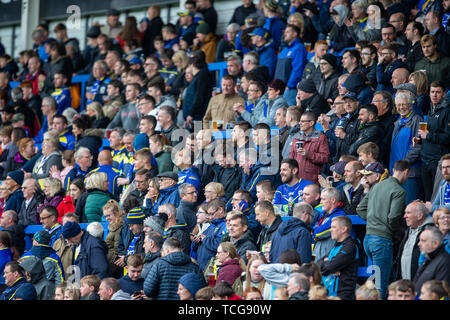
[239,200,248,211]
[132,291,141,296]
[296,141,304,149]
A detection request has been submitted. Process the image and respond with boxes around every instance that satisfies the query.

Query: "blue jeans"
[363,235,393,300]
[283,88,297,106]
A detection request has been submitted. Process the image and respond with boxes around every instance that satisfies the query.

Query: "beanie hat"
[143,215,165,235]
[33,230,51,246]
[133,133,149,151]
[296,78,317,93]
[86,26,101,38]
[265,0,279,11]
[181,32,195,46]
[179,273,206,299]
[196,22,211,35]
[7,170,24,186]
[127,207,146,224]
[62,221,82,239]
[321,53,338,70]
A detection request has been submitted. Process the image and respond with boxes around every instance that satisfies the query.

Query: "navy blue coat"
[4,188,24,214]
[119,275,144,295]
[75,231,111,279]
[143,251,204,300]
[269,218,312,264]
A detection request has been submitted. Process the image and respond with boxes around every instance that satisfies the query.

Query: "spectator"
[424,11,450,58]
[395,201,434,281]
[250,28,277,80]
[388,279,415,300]
[17,178,43,227]
[295,78,330,117]
[313,187,346,260]
[0,261,37,300]
[404,21,425,72]
[4,170,24,214]
[142,6,163,57]
[192,23,217,64]
[118,254,145,298]
[18,254,55,300]
[203,75,244,129]
[357,159,410,299]
[432,207,450,242]
[106,83,141,132]
[414,35,450,87]
[287,273,310,300]
[419,279,450,300]
[413,226,450,294]
[0,211,24,258]
[360,44,378,88]
[317,215,359,300]
[415,81,450,202]
[215,241,246,286]
[262,0,286,51]
[254,200,282,252]
[98,277,132,300]
[100,9,124,39]
[227,213,257,264]
[177,272,206,300]
[302,40,329,83]
[235,78,288,127]
[84,172,113,223]
[159,203,191,255]
[141,231,163,279]
[176,183,198,234]
[289,111,330,184]
[316,53,340,103]
[143,237,204,300]
[51,72,72,116]
[274,24,307,106]
[64,147,93,191]
[301,183,324,225]
[341,49,361,74]
[61,221,110,279]
[272,158,313,216]
[80,274,101,300]
[31,138,63,181]
[355,280,381,300]
[270,202,313,264]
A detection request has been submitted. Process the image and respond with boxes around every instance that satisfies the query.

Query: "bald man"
[391,68,410,89]
[90,149,122,198]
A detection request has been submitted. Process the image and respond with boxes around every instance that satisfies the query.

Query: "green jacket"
[414,54,450,88]
[154,150,174,174]
[84,189,113,222]
[356,176,406,241]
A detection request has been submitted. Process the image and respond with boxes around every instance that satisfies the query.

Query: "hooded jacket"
[300,92,331,118]
[327,5,355,52]
[19,255,55,300]
[317,69,340,101]
[143,251,203,300]
[269,217,312,264]
[0,276,36,300]
[216,258,243,286]
[23,245,65,285]
[344,73,374,105]
[164,224,191,256]
[282,124,301,160]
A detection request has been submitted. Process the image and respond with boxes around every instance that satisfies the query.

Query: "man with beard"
[429,154,450,212]
[376,42,408,94]
[272,158,314,217]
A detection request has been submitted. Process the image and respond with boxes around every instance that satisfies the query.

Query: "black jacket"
[361,62,377,89]
[143,16,163,57]
[316,70,340,101]
[3,224,25,256]
[340,183,365,215]
[301,93,330,118]
[18,192,45,227]
[421,100,450,165]
[394,219,435,281]
[334,110,360,162]
[316,236,359,300]
[378,110,396,166]
[348,121,385,159]
[176,200,197,234]
[229,3,257,26]
[231,230,257,264]
[413,244,450,294]
[405,40,424,72]
[165,225,191,256]
[213,164,242,200]
[256,215,282,252]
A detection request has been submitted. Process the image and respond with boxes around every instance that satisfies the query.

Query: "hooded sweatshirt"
[19,255,55,300]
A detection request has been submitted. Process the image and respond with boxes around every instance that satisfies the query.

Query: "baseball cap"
[359,162,385,175]
[12,113,25,123]
[343,91,358,101]
[178,9,195,17]
[249,27,270,39]
[330,161,347,176]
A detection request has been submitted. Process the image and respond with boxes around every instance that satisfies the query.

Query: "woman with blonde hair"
[215,242,247,286]
[2,137,36,177]
[86,101,110,128]
[84,172,113,222]
[37,177,65,215]
[169,50,189,96]
[239,253,270,299]
[409,70,430,116]
[287,12,305,38]
[309,285,328,300]
[203,182,226,204]
[432,207,450,242]
[103,199,124,277]
[355,280,381,300]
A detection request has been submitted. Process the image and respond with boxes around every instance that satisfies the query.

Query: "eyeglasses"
[300,119,313,123]
[186,190,197,195]
[207,208,219,216]
[40,215,52,220]
[438,216,450,221]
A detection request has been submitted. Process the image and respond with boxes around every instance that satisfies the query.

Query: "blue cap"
[249,27,270,39]
[127,55,142,66]
[343,91,358,101]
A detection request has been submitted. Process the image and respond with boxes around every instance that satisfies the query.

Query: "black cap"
[107,9,120,16]
[157,171,178,181]
[86,26,101,38]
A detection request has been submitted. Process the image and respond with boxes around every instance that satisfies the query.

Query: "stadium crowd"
[0,0,449,301]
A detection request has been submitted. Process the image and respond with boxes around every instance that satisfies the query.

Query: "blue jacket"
[64,164,88,191]
[431,180,450,212]
[263,16,286,51]
[269,218,312,264]
[4,188,24,214]
[274,38,307,89]
[88,77,110,105]
[240,162,276,201]
[58,129,76,151]
[0,247,12,284]
[74,231,111,279]
[148,184,181,216]
[143,251,204,300]
[273,179,314,216]
[178,167,201,194]
[389,111,423,177]
[51,86,72,115]
[21,246,65,285]
[0,277,37,300]
[119,275,144,295]
[234,30,252,56]
[194,217,227,270]
[255,43,277,80]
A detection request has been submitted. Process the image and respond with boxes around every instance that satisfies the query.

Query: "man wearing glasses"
[376,42,408,94]
[148,172,181,216]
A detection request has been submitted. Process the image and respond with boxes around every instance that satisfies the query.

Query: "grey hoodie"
[332,5,348,28]
[111,289,133,300]
[19,255,55,300]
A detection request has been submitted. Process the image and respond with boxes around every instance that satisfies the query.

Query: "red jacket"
[289,130,330,184]
[216,259,243,286]
[56,196,75,223]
